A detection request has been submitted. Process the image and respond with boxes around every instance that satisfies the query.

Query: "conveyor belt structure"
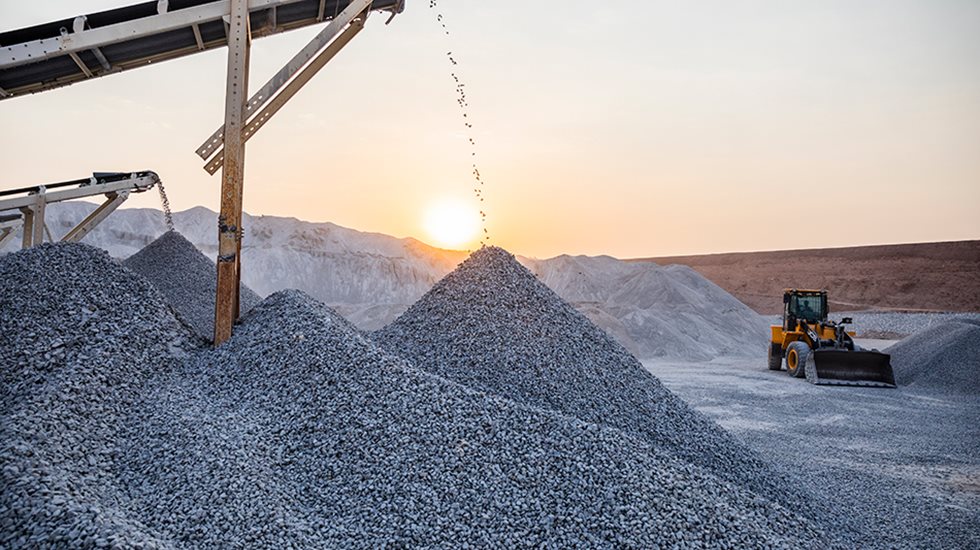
[0,0,401,99]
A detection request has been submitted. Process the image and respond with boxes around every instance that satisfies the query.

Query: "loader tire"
[786,341,810,378]
[768,344,783,370]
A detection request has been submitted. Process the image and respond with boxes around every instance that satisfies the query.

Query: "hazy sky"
[1,1,978,258]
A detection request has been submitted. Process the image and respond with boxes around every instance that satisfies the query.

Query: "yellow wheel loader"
[768,289,896,388]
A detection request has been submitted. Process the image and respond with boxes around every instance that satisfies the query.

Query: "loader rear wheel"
[786,341,810,378]
[768,344,783,370]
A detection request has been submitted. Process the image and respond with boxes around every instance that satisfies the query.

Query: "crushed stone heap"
[122,230,261,340]
[0,243,198,548]
[374,246,841,536]
[116,290,829,548]
[0,243,833,548]
[888,318,980,395]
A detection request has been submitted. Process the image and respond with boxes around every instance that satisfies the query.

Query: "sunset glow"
[423,199,480,249]
[0,2,977,258]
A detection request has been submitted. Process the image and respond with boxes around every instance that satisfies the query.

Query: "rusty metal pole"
[214,0,250,346]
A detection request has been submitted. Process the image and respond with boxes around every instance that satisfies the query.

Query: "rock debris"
[122,230,261,341]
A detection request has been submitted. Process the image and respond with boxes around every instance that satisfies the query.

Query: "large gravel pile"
[374,246,838,536]
[887,318,980,395]
[122,230,261,340]
[116,290,831,547]
[0,243,198,548]
[0,241,832,547]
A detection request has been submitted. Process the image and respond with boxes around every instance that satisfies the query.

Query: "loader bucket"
[804,349,896,388]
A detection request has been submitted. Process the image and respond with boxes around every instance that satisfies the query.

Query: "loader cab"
[783,289,828,330]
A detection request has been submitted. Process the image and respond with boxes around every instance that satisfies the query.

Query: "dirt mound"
[888,319,980,395]
[374,246,832,533]
[122,230,261,340]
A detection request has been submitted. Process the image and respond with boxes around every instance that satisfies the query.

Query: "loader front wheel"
[768,344,783,370]
[786,341,810,378]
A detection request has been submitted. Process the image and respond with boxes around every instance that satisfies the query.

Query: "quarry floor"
[644,352,980,548]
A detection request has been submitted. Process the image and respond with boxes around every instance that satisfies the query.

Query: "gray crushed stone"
[649,357,980,550]
[0,243,198,549]
[0,242,832,547]
[115,290,830,548]
[888,318,980,394]
[373,246,850,542]
[122,230,261,340]
[767,311,980,338]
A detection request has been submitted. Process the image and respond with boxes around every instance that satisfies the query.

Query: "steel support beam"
[214,0,251,346]
[19,188,46,248]
[20,208,35,248]
[0,214,19,248]
[196,0,372,164]
[202,16,365,174]
[62,191,130,242]
[0,228,14,248]
[67,52,94,78]
[192,23,206,50]
[91,47,112,71]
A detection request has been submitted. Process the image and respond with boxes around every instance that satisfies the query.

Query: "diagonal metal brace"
[196,0,372,166]
[202,17,366,174]
[62,190,131,243]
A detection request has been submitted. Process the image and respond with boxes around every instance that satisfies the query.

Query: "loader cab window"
[790,294,825,323]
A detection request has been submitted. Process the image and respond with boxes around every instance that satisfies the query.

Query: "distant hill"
[634,241,980,314]
[0,203,767,360]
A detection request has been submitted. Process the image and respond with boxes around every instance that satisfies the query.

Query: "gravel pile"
[767,311,980,338]
[525,256,771,360]
[0,243,198,548]
[374,246,840,538]
[2,243,835,547]
[887,318,980,395]
[117,290,833,547]
[122,230,261,340]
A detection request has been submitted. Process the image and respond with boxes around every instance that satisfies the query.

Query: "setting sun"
[423,198,480,249]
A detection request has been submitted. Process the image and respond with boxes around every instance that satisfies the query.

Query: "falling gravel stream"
[156,180,174,232]
[430,0,489,245]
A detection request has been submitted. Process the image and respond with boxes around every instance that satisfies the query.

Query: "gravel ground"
[122,230,261,341]
[2,243,833,548]
[765,311,980,338]
[374,246,851,543]
[888,318,980,394]
[645,356,980,549]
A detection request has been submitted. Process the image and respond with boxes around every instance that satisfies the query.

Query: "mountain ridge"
[1,203,768,359]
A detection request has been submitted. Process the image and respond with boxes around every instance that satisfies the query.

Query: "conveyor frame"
[0,0,401,99]
[1,0,403,345]
[0,172,162,249]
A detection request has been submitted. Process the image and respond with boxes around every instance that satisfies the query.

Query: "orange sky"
[1,1,979,258]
